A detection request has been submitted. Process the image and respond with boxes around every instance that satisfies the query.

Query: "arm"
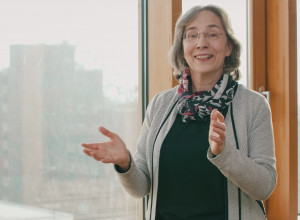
[208,97,277,201]
[81,95,158,198]
[114,95,159,198]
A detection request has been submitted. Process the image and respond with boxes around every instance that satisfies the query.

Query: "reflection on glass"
[0,0,140,219]
[182,0,248,87]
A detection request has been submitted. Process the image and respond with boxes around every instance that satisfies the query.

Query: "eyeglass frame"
[182,31,225,42]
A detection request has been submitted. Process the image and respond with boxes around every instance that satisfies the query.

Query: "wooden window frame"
[147,0,181,100]
[264,0,298,219]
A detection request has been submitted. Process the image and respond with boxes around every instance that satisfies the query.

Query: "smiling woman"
[81,4,276,220]
[0,0,142,219]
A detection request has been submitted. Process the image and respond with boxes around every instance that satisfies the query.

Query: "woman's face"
[182,10,232,78]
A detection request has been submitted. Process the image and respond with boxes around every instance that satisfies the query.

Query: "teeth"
[195,55,212,59]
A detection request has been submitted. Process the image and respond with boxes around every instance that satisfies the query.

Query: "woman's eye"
[188,33,197,39]
[208,33,218,38]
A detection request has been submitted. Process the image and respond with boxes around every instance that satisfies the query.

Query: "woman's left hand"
[209,109,226,156]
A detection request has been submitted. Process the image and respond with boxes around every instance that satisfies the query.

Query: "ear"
[225,42,233,57]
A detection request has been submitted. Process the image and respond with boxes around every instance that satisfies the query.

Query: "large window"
[182,0,248,87]
[0,0,142,219]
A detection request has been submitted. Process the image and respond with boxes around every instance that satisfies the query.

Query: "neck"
[191,71,223,92]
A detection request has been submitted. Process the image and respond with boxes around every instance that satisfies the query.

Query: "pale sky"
[0,0,139,99]
[0,0,299,102]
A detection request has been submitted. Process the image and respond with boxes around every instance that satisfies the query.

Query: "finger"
[215,111,224,123]
[83,149,93,157]
[100,158,111,163]
[83,147,108,162]
[211,120,226,130]
[99,126,117,140]
[81,143,99,150]
[91,151,104,161]
[211,127,226,139]
[210,109,218,121]
[209,134,224,145]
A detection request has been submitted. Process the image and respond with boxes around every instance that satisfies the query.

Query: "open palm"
[82,126,130,170]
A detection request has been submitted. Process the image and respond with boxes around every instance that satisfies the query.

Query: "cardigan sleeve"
[208,94,277,201]
[114,94,158,198]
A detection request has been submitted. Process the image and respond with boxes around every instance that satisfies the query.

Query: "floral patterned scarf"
[177,68,238,122]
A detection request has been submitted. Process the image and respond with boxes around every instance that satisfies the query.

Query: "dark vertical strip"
[141,0,148,219]
[142,0,148,120]
[238,189,242,220]
[230,102,241,220]
[224,178,228,220]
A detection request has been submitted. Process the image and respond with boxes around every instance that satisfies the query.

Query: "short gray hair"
[169,5,241,81]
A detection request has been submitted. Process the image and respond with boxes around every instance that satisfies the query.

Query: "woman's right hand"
[81,126,131,171]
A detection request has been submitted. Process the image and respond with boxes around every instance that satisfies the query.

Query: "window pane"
[182,0,248,87]
[0,0,141,219]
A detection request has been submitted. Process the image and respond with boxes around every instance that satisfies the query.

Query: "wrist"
[211,144,225,156]
[116,152,131,172]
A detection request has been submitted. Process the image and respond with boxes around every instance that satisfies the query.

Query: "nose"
[196,33,208,48]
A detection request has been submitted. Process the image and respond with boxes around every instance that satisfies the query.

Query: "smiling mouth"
[195,55,213,59]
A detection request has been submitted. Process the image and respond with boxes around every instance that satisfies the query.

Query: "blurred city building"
[0,43,139,219]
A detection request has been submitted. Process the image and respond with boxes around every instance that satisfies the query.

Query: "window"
[0,0,142,219]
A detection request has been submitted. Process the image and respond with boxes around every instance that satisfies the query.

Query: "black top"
[155,114,226,220]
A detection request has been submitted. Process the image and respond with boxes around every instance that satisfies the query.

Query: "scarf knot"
[177,69,238,122]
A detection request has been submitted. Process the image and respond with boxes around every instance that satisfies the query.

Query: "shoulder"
[233,84,271,121]
[145,86,179,119]
[234,84,269,109]
[149,86,178,108]
[151,86,178,102]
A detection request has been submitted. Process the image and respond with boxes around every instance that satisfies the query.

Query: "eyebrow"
[185,24,222,32]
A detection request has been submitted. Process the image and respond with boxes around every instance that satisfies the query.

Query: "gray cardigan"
[116,84,277,220]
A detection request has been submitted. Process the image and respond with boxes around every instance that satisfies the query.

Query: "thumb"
[210,109,218,121]
[99,126,116,140]
[216,110,225,123]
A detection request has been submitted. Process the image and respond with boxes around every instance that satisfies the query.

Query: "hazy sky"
[0,0,139,99]
[0,0,299,102]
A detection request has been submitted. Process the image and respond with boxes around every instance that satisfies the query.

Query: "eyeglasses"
[183,31,224,42]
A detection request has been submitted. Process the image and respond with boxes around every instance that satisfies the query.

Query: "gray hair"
[169,5,241,81]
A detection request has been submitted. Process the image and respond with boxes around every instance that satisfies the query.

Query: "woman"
[82,5,277,220]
